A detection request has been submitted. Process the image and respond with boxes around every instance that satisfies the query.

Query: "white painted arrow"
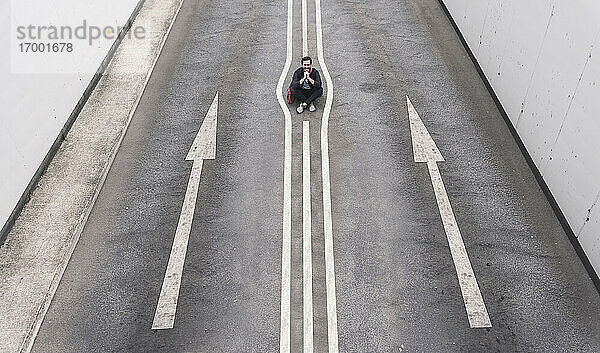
[152,92,218,330]
[407,96,491,328]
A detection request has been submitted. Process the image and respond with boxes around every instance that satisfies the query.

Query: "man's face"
[302,60,311,72]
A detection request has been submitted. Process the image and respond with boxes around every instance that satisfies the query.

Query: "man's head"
[302,56,312,72]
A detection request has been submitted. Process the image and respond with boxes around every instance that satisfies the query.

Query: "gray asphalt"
[33,0,600,352]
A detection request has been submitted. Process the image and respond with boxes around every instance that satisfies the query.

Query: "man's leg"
[305,87,323,105]
[290,87,310,104]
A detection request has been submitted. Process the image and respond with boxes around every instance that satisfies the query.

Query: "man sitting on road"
[290,56,323,114]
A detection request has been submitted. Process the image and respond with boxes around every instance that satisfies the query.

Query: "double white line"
[276,0,338,351]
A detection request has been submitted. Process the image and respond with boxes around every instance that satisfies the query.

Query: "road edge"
[18,0,186,351]
[0,0,147,245]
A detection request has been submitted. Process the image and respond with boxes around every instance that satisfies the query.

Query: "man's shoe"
[308,103,316,112]
[297,103,307,114]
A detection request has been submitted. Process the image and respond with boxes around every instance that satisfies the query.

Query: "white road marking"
[152,93,219,330]
[314,0,340,351]
[426,161,491,328]
[153,159,203,330]
[302,121,314,353]
[302,0,308,57]
[276,0,293,350]
[406,97,444,163]
[407,96,491,328]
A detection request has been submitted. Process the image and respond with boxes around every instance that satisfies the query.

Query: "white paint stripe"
[302,0,308,57]
[302,121,314,353]
[406,96,444,163]
[20,0,186,350]
[426,161,492,328]
[153,92,218,330]
[152,159,204,329]
[276,0,293,350]
[314,0,339,351]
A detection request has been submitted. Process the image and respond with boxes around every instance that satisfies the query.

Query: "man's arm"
[310,70,322,88]
[290,69,302,89]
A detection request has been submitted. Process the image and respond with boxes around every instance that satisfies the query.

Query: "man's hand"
[300,70,309,84]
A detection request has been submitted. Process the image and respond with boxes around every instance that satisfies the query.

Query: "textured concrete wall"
[0,0,140,233]
[442,0,600,271]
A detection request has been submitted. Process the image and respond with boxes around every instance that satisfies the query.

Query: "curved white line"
[314,0,339,351]
[276,0,293,351]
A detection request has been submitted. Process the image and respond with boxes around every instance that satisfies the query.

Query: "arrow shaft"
[426,161,491,328]
[152,159,204,330]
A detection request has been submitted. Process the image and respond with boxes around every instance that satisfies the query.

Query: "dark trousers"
[290,86,323,105]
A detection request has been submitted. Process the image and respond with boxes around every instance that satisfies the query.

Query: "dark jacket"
[290,67,322,90]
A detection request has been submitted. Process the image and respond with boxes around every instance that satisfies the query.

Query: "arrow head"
[407,96,444,163]
[187,92,218,161]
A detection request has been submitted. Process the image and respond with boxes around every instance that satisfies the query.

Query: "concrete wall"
[441,0,600,271]
[0,0,142,236]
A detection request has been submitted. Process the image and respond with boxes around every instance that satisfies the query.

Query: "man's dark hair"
[301,56,312,64]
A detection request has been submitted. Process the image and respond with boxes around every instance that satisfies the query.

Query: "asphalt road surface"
[32,0,600,351]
